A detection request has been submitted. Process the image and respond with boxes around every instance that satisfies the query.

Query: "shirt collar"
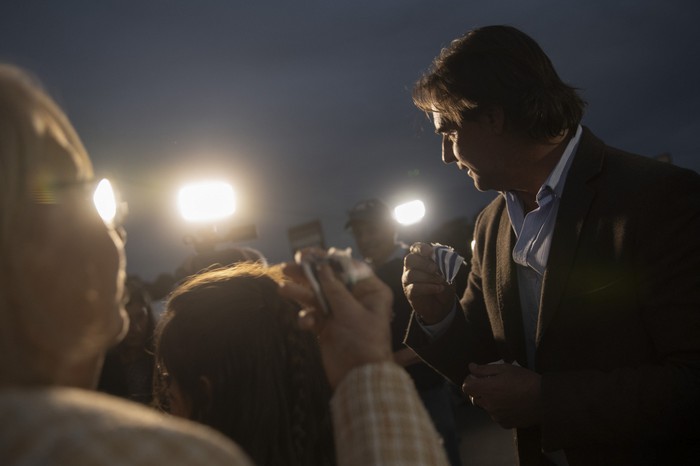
[503,124,582,207]
[543,124,582,199]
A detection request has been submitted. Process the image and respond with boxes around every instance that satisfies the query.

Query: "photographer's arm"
[279,258,449,466]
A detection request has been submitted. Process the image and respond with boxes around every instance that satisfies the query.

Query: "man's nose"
[441,136,456,164]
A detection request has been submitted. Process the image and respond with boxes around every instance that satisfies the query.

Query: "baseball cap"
[345,198,393,229]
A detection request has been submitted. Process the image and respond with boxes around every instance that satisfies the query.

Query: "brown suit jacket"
[405,128,700,465]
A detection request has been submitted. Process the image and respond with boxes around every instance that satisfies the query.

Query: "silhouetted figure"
[98,276,156,404]
[147,273,178,301]
[346,199,462,466]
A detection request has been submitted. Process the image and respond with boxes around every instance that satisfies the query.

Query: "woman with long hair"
[153,262,335,466]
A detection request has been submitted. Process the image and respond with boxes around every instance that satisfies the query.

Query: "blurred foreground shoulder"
[0,386,252,466]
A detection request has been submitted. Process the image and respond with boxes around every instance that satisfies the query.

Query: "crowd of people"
[1,23,699,466]
[0,63,447,466]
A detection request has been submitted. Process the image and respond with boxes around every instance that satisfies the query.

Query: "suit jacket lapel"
[496,203,528,365]
[537,128,605,346]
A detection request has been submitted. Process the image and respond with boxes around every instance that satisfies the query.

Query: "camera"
[295,247,371,315]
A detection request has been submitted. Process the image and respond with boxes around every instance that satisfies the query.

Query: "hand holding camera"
[279,247,393,388]
[295,247,372,315]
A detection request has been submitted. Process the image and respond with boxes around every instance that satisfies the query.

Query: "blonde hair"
[0,64,115,386]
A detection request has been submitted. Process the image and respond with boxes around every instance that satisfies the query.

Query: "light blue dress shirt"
[505,124,582,368]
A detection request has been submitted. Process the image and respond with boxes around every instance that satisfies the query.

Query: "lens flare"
[178,181,236,222]
[393,200,425,226]
[93,178,117,224]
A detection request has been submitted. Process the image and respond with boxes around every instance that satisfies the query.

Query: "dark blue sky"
[2,1,699,280]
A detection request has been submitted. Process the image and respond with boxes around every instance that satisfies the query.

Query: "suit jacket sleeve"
[404,209,501,386]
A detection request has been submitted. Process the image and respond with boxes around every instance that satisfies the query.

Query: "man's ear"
[483,106,505,133]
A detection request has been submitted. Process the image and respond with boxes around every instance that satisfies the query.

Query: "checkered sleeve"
[331,362,450,466]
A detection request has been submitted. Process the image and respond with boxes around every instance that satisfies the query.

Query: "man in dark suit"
[402,25,700,465]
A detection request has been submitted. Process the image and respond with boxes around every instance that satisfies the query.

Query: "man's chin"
[469,176,487,192]
[468,172,494,193]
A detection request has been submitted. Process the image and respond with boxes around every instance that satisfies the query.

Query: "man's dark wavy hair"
[413,25,586,140]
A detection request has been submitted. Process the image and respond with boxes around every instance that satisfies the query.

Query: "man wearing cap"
[346,198,463,466]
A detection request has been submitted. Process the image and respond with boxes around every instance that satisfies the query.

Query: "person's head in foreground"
[153,262,335,466]
[0,64,127,389]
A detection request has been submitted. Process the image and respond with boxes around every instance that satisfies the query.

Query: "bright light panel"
[178,181,236,223]
[393,199,425,226]
[93,178,117,224]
